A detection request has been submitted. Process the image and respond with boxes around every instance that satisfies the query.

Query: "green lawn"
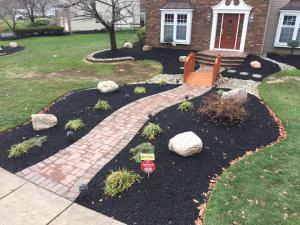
[0,32,162,132]
[204,70,300,225]
[0,20,29,33]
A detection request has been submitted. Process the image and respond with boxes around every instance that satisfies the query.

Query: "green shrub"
[136,27,146,45]
[65,118,85,131]
[8,136,47,158]
[158,80,167,86]
[15,25,64,38]
[216,89,225,96]
[178,100,193,111]
[134,86,146,94]
[287,40,300,55]
[104,169,142,197]
[31,18,51,26]
[142,122,162,140]
[94,100,112,111]
[130,142,155,163]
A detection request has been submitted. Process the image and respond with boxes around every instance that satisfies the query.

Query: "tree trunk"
[108,27,117,50]
[30,16,35,24]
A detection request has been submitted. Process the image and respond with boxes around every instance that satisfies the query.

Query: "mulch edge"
[86,49,135,63]
[0,46,25,56]
[194,101,287,225]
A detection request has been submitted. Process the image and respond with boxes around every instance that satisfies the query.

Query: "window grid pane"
[279,27,294,43]
[164,25,174,42]
[177,14,187,24]
[176,25,187,40]
[165,14,174,24]
[283,16,296,26]
[297,28,300,40]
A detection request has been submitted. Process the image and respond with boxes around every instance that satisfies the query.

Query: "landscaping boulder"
[143,45,152,52]
[250,61,262,69]
[97,81,119,93]
[179,56,187,63]
[221,88,248,104]
[123,42,133,49]
[168,131,203,157]
[9,42,18,48]
[31,114,58,131]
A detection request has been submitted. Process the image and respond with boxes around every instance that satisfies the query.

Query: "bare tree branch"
[0,0,18,33]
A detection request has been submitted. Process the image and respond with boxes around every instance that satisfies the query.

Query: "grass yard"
[205,70,300,225]
[0,32,162,132]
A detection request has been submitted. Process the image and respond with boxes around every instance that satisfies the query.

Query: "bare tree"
[18,0,38,23]
[0,0,19,33]
[36,0,57,17]
[65,0,137,50]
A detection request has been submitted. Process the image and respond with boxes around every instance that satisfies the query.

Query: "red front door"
[215,14,244,49]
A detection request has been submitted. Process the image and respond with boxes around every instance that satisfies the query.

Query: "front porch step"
[196,50,248,68]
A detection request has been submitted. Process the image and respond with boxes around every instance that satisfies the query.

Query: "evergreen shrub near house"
[15,25,64,38]
[8,136,47,158]
[136,27,146,45]
[142,122,162,140]
[32,18,51,26]
[287,40,300,55]
[133,86,146,94]
[178,100,193,111]
[130,142,155,163]
[104,169,142,197]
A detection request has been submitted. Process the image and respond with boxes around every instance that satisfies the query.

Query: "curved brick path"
[17,85,210,200]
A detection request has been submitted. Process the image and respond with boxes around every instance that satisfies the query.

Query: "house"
[145,0,300,66]
[262,0,300,55]
[54,1,141,33]
[141,0,146,26]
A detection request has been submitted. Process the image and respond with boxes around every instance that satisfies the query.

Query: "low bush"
[104,169,142,197]
[15,25,64,38]
[94,100,112,111]
[134,86,146,94]
[136,27,146,45]
[65,118,85,131]
[198,94,247,124]
[178,100,193,111]
[31,18,51,26]
[158,80,167,86]
[142,122,162,140]
[216,89,225,96]
[8,136,47,158]
[130,142,155,163]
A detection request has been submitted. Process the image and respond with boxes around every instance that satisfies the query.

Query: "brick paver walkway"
[17,85,210,200]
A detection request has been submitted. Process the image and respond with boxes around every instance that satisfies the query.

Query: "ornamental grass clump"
[178,100,193,111]
[130,142,155,163]
[65,118,85,131]
[198,94,246,125]
[104,169,142,197]
[94,100,112,111]
[142,122,162,140]
[134,86,146,94]
[8,136,47,158]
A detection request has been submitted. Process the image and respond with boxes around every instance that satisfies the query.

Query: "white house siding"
[262,0,300,55]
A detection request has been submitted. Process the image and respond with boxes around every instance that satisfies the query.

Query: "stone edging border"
[194,101,287,225]
[86,49,135,63]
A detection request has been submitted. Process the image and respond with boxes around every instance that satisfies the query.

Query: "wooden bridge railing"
[183,52,196,83]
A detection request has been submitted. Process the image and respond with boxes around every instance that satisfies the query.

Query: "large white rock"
[250,61,262,69]
[123,42,133,48]
[168,132,203,157]
[221,88,248,104]
[143,45,152,52]
[97,81,119,93]
[31,114,58,131]
[9,42,18,48]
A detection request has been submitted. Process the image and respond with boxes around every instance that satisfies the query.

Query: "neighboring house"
[55,1,141,33]
[145,0,300,58]
[262,0,300,55]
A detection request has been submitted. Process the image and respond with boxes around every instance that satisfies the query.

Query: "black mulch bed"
[93,47,199,74]
[0,46,25,56]
[76,89,280,225]
[221,54,281,81]
[267,53,300,69]
[0,84,178,173]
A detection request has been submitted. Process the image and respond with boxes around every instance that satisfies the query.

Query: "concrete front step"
[197,58,243,68]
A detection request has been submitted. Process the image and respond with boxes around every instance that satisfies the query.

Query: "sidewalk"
[0,168,125,225]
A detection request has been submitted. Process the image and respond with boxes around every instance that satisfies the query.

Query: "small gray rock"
[240,72,249,76]
[252,74,263,79]
[143,45,152,52]
[221,88,248,104]
[123,42,133,48]
[227,69,236,73]
[250,61,262,69]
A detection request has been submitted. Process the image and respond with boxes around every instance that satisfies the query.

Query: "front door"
[215,14,244,50]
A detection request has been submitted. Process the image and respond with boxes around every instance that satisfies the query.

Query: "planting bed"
[76,89,280,225]
[91,47,199,74]
[221,55,281,81]
[0,46,25,56]
[267,53,300,69]
[0,84,178,173]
